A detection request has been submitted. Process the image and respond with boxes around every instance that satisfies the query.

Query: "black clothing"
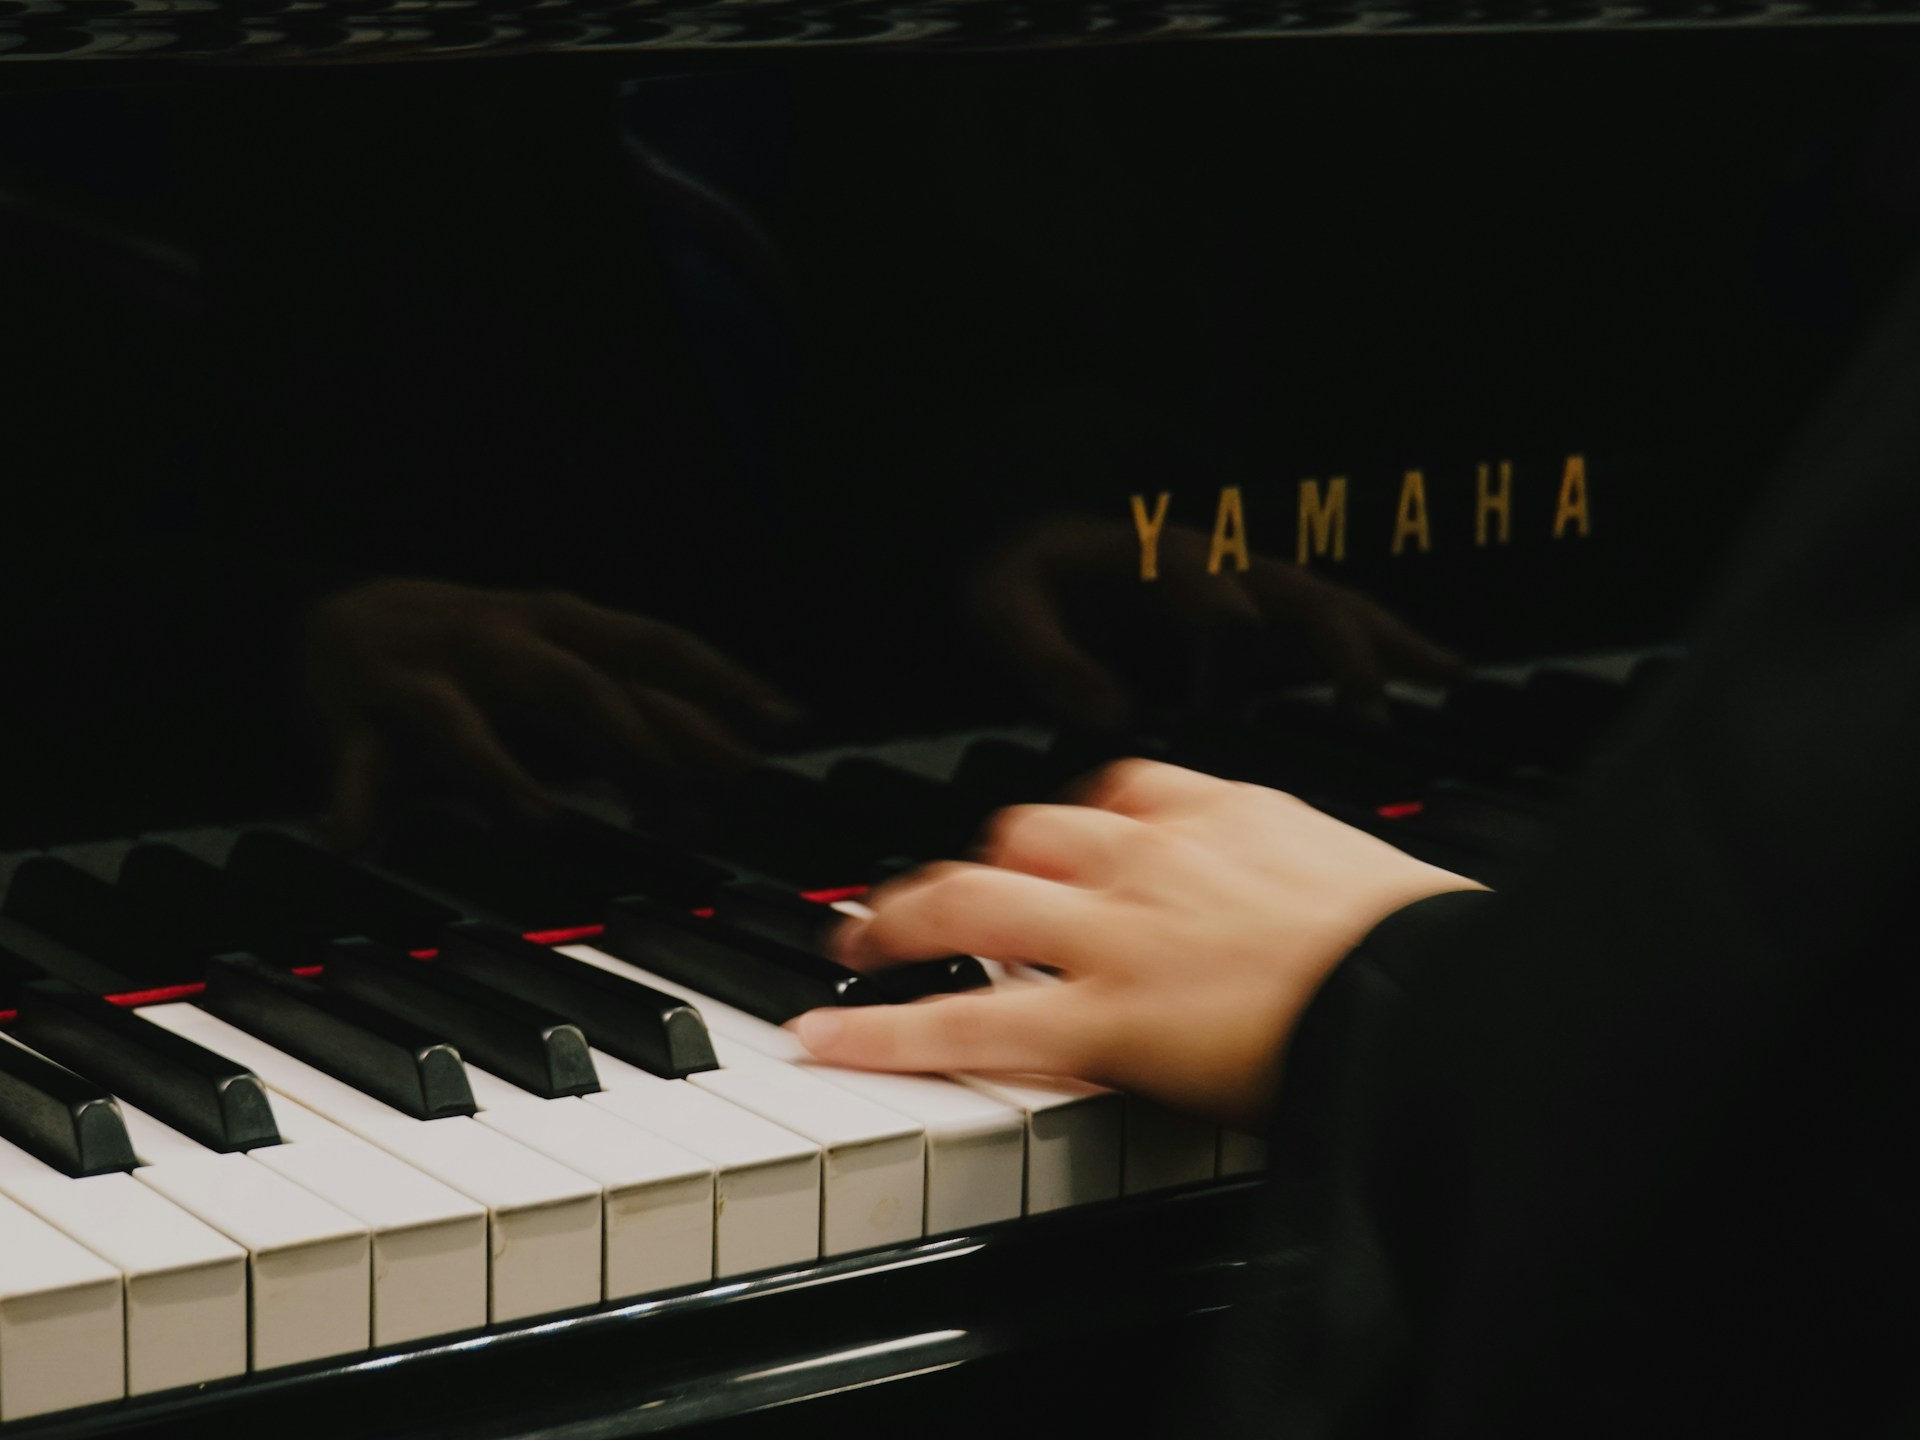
[1252,264,1920,1437]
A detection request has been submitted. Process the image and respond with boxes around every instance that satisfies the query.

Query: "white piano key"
[247,1103,488,1348]
[132,1150,368,1370]
[561,946,925,1255]
[116,1098,213,1167]
[465,1068,715,1299]
[1216,1130,1269,1176]
[565,945,1025,1234]
[960,1074,1123,1214]
[955,957,1127,1212]
[138,1004,602,1324]
[0,1191,125,1421]
[584,1050,821,1278]
[1121,1098,1219,1195]
[0,1138,247,1396]
[692,1053,922,1256]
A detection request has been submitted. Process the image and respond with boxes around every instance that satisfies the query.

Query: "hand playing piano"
[795,759,1483,1130]
[304,579,798,849]
[968,515,1462,729]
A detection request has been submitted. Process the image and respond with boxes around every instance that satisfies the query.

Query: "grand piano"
[3,3,1919,1434]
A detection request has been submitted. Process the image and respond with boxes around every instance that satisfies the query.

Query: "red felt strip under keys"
[20,899,863,1013]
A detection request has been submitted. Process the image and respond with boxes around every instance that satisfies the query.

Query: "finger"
[789,985,1101,1077]
[969,567,1132,731]
[974,803,1144,885]
[535,595,800,728]
[628,685,760,775]
[832,860,1090,971]
[1070,758,1238,820]
[388,674,556,823]
[322,727,390,853]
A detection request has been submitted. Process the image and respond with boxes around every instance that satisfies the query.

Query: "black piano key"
[1417,783,1561,856]
[1526,666,1629,725]
[1046,730,1144,781]
[11,979,282,1153]
[867,954,992,1002]
[863,855,924,887]
[824,759,982,860]
[435,922,717,1078]
[540,811,733,911]
[948,738,1066,808]
[117,844,320,969]
[382,807,599,932]
[382,807,733,931]
[2,856,212,985]
[320,938,599,1100]
[712,881,989,1001]
[711,767,877,888]
[710,880,839,952]
[603,895,884,1025]
[1377,697,1510,781]
[0,918,135,998]
[1168,713,1433,805]
[0,944,46,1009]
[201,953,476,1120]
[0,1033,138,1177]
[224,831,462,951]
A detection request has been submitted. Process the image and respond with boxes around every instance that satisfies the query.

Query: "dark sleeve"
[1250,264,1920,1440]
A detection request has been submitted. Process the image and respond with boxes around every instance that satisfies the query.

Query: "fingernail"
[790,1009,845,1053]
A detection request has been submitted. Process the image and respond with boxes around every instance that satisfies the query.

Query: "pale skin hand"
[304,578,797,849]
[792,760,1484,1131]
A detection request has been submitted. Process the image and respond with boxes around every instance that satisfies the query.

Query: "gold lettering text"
[1131,491,1172,581]
[1554,454,1591,538]
[1392,470,1431,555]
[1476,461,1513,546]
[1297,477,1348,565]
[1208,486,1251,575]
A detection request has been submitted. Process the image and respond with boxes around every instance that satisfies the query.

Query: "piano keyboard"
[0,647,1672,1424]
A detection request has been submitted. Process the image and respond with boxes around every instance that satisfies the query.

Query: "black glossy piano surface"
[3,3,1918,1434]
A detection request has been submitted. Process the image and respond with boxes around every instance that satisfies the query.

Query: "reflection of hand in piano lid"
[966,512,1464,733]
[301,577,800,850]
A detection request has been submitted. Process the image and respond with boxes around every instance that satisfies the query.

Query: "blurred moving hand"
[968,515,1462,730]
[305,578,796,848]
[794,759,1482,1129]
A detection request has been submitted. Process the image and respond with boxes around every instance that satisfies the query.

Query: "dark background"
[3,26,1918,842]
